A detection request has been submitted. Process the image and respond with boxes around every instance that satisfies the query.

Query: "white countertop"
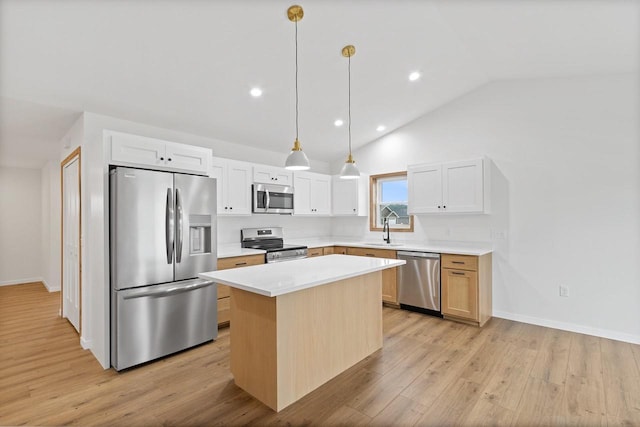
[217,237,493,259]
[200,254,405,297]
[286,237,493,256]
[217,244,265,259]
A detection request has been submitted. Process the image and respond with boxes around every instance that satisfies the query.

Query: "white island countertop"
[200,254,405,297]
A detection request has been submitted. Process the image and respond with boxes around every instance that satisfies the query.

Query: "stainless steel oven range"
[241,227,307,263]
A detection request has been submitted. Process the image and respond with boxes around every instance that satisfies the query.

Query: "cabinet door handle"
[452,261,465,264]
[451,271,466,276]
[365,253,375,257]
[235,262,247,266]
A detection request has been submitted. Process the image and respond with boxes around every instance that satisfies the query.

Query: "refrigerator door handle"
[122,280,215,299]
[175,187,184,263]
[165,188,174,264]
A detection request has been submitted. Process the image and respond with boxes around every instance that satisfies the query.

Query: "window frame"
[369,171,414,232]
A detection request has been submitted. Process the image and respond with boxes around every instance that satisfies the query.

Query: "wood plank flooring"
[1,282,639,426]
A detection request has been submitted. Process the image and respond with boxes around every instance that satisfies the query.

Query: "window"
[369,172,414,232]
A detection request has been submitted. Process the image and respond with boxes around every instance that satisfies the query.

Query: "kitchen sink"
[364,242,405,247]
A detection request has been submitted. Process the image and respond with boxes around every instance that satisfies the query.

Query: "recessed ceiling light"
[250,87,263,97]
[334,119,344,127]
[408,71,421,82]
[376,125,386,132]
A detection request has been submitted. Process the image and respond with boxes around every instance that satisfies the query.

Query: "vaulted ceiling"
[1,0,638,168]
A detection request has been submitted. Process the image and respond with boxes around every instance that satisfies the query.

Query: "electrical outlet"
[491,230,507,241]
[559,285,569,297]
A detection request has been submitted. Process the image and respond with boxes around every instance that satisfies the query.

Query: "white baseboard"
[0,277,45,287]
[80,336,92,350]
[493,310,640,345]
[41,279,61,292]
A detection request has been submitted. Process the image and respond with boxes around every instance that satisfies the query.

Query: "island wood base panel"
[230,271,383,411]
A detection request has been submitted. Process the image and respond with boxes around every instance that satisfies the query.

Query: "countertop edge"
[200,255,405,297]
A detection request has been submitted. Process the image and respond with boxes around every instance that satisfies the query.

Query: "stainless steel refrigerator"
[110,166,217,371]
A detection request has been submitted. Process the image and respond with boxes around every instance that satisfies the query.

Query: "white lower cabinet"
[293,172,331,215]
[210,157,252,215]
[408,158,489,214]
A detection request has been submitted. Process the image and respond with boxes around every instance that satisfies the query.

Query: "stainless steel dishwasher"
[397,251,442,317]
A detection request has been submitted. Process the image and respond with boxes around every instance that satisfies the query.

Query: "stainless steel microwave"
[252,183,294,214]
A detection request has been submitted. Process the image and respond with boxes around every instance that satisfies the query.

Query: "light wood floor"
[1,282,639,426]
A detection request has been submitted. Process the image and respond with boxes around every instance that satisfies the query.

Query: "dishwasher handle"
[397,251,440,259]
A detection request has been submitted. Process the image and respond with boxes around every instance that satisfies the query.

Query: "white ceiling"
[1,0,638,169]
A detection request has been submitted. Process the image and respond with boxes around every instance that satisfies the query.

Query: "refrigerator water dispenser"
[189,214,212,255]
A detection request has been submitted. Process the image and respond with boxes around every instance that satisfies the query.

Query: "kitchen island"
[200,254,404,411]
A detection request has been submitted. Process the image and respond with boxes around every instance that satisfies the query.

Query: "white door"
[442,159,484,213]
[332,177,357,215]
[62,155,81,332]
[226,160,252,215]
[408,163,442,213]
[310,175,331,215]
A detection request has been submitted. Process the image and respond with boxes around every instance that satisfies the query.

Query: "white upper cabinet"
[408,158,489,214]
[253,165,293,185]
[293,171,331,215]
[331,175,369,216]
[210,157,252,216]
[107,130,211,175]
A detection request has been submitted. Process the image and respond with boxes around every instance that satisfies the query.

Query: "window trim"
[369,171,414,232]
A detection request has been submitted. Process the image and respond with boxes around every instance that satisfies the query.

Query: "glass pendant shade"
[339,154,360,179]
[285,139,310,170]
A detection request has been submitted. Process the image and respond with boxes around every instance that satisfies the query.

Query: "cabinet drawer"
[217,296,230,325]
[346,247,396,259]
[307,247,324,257]
[217,284,230,299]
[217,254,264,270]
[331,246,348,255]
[442,254,478,271]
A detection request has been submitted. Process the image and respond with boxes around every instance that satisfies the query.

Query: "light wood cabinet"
[307,247,324,257]
[331,246,348,255]
[293,171,332,215]
[408,158,490,214]
[346,247,398,306]
[253,165,293,185]
[107,130,211,174]
[210,157,252,216]
[216,254,264,326]
[441,253,492,327]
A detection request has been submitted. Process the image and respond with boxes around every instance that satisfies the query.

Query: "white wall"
[40,160,61,291]
[218,216,331,245]
[0,167,43,285]
[332,74,640,343]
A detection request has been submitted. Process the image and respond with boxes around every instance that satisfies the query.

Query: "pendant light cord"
[348,53,352,157]
[295,19,299,141]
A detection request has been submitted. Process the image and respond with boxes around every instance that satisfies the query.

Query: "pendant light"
[339,45,360,179]
[284,5,310,171]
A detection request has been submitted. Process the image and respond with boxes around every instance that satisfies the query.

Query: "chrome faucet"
[382,218,391,244]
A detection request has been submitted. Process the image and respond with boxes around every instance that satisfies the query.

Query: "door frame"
[60,147,82,333]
